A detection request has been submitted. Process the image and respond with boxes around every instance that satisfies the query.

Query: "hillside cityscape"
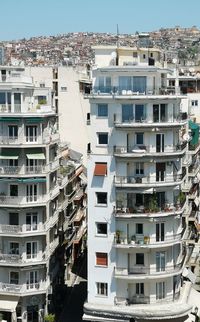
[0,24,200,322]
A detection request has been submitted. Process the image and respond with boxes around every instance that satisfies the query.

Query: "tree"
[44,314,55,322]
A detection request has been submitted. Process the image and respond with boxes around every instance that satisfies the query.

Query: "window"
[96,192,107,205]
[98,133,108,145]
[10,271,19,284]
[96,282,108,296]
[26,271,38,289]
[122,104,133,122]
[133,52,138,58]
[150,53,153,58]
[26,241,38,259]
[8,125,18,139]
[9,242,19,255]
[143,54,146,59]
[10,184,18,197]
[99,76,111,93]
[96,223,107,235]
[136,253,144,265]
[156,282,165,300]
[37,96,46,104]
[94,163,107,176]
[26,213,38,231]
[135,194,143,206]
[136,133,144,145]
[136,283,144,295]
[191,100,198,106]
[135,104,145,122]
[26,125,38,142]
[97,104,108,117]
[136,223,143,235]
[119,76,146,93]
[61,86,67,91]
[96,253,108,266]
[9,213,19,226]
[135,162,144,175]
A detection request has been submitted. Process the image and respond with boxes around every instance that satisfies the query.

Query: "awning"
[94,163,107,176]
[182,267,196,284]
[189,120,199,145]
[0,150,19,159]
[17,178,46,183]
[26,149,45,160]
[25,118,44,123]
[26,153,45,160]
[0,297,18,312]
[0,118,20,122]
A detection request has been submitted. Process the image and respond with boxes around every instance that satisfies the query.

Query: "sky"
[0,0,200,41]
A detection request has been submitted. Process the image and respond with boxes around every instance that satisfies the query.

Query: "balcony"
[114,261,184,279]
[0,223,46,235]
[0,281,47,296]
[114,229,185,248]
[113,143,187,158]
[91,86,180,97]
[114,292,180,306]
[0,253,46,266]
[0,133,59,146]
[188,142,200,154]
[48,237,59,254]
[113,114,186,128]
[0,160,59,176]
[115,196,186,218]
[0,195,47,207]
[114,172,186,188]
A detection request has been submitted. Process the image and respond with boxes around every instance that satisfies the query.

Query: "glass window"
[135,105,145,122]
[9,242,19,255]
[136,223,143,234]
[96,282,108,296]
[10,184,18,197]
[136,162,144,175]
[132,76,146,93]
[136,253,144,265]
[96,192,107,205]
[136,283,144,295]
[9,213,19,225]
[98,133,108,145]
[96,223,107,235]
[136,133,144,145]
[0,92,6,104]
[97,104,108,117]
[122,104,133,122]
[10,271,19,284]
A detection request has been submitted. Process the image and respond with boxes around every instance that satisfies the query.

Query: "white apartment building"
[0,66,87,322]
[25,66,91,165]
[84,47,199,322]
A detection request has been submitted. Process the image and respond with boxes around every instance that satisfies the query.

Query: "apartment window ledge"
[95,294,108,298]
[95,204,108,208]
[95,234,108,238]
[95,265,108,268]
[96,144,108,147]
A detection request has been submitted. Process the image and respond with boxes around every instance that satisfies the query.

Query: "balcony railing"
[114,261,183,277]
[0,160,59,176]
[114,292,180,306]
[0,281,47,294]
[92,86,177,96]
[113,143,187,155]
[0,195,47,206]
[0,223,45,234]
[114,228,185,246]
[114,172,185,186]
[113,113,185,125]
[0,133,59,145]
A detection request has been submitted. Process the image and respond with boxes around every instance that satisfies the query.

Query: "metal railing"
[114,292,180,306]
[0,223,46,234]
[114,262,183,276]
[92,86,176,96]
[113,113,185,125]
[113,143,187,154]
[114,172,185,185]
[0,281,47,294]
[0,195,47,205]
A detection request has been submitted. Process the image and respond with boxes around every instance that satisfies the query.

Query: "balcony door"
[26,184,37,202]
[122,104,133,122]
[26,271,38,289]
[156,222,165,242]
[26,213,38,231]
[26,241,37,259]
[26,125,38,143]
[156,282,165,300]
[156,134,164,152]
[153,104,166,122]
[156,252,166,272]
[156,163,166,182]
[8,125,18,141]
[26,158,39,173]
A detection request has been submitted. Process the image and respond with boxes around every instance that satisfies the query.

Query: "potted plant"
[149,194,159,213]
[144,236,150,244]
[44,314,55,322]
[177,191,185,206]
[115,230,122,244]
